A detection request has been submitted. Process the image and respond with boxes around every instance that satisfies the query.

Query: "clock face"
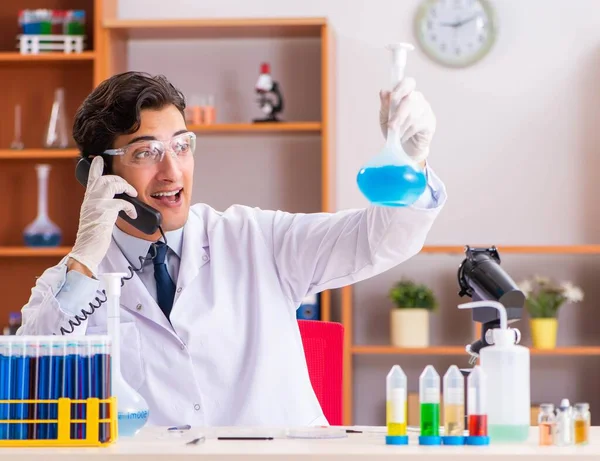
[415,0,497,68]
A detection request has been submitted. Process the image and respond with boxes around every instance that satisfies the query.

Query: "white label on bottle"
[445,388,463,404]
[423,388,440,403]
[390,388,405,423]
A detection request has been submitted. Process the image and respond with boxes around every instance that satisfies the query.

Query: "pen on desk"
[217,437,274,440]
[345,429,363,433]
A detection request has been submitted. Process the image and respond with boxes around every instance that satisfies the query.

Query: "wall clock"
[415,0,498,68]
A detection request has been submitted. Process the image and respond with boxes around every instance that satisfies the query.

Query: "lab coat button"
[194,404,201,411]
[202,255,209,262]
[177,287,182,293]
[136,303,142,311]
[180,344,185,350]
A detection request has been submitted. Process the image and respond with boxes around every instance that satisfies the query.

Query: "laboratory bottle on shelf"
[538,404,556,446]
[442,365,465,445]
[44,88,69,149]
[100,273,149,437]
[23,164,62,247]
[555,399,573,446]
[356,42,427,207]
[385,365,408,445]
[419,365,441,445]
[458,301,530,443]
[465,366,489,446]
[573,403,590,445]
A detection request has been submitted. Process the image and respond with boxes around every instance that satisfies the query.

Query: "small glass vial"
[419,365,441,445]
[385,365,408,445]
[442,365,465,445]
[554,399,573,446]
[466,366,489,445]
[538,404,556,446]
[573,403,590,445]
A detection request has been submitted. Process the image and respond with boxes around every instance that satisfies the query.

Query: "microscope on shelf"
[457,245,526,365]
[253,62,284,123]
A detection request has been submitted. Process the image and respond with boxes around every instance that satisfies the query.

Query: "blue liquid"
[37,355,50,440]
[23,233,62,247]
[49,355,63,439]
[357,164,427,207]
[0,353,9,439]
[92,354,111,443]
[118,410,149,437]
[10,354,29,440]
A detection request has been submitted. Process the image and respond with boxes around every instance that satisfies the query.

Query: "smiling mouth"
[150,188,183,207]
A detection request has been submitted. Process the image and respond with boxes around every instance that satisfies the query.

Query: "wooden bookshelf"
[190,122,322,134]
[103,17,326,39]
[0,51,96,62]
[0,0,96,321]
[0,149,79,159]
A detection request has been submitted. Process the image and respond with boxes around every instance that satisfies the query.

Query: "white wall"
[117,0,600,425]
[120,0,600,245]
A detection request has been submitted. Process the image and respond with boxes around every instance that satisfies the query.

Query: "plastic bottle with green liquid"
[419,365,441,445]
[357,43,427,207]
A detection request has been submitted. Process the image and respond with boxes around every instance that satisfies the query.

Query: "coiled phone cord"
[58,228,167,335]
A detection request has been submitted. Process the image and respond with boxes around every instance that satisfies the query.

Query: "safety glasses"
[102,131,196,168]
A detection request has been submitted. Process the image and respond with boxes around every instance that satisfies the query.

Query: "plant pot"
[390,308,430,348]
[530,318,558,349]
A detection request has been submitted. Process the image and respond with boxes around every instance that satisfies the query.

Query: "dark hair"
[73,71,186,158]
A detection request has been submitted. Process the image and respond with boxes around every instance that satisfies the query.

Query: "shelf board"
[0,51,95,62]
[103,17,326,39]
[352,345,600,356]
[353,345,465,355]
[0,149,79,160]
[0,247,70,257]
[190,122,321,134]
[421,245,600,254]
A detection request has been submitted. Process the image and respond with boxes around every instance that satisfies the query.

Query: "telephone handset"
[75,157,162,235]
[60,158,166,335]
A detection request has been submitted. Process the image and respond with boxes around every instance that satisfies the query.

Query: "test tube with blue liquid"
[0,338,11,439]
[357,43,427,207]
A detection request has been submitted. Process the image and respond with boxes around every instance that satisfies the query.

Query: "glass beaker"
[357,43,427,207]
[23,164,62,247]
[44,88,69,149]
[100,273,150,437]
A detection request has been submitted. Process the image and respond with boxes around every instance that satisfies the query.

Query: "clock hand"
[439,21,461,28]
[456,14,481,27]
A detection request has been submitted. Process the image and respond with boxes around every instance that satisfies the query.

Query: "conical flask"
[23,164,62,247]
[357,43,427,207]
[44,88,69,149]
[100,273,150,437]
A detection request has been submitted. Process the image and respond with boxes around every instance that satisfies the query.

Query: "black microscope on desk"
[457,245,526,365]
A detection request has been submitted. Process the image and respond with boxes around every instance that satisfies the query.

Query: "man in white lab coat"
[18,71,446,427]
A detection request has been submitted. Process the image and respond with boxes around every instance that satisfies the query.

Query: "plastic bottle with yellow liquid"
[386,365,408,445]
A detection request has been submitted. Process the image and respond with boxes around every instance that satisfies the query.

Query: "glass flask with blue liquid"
[357,43,427,207]
[23,164,62,247]
[101,273,150,437]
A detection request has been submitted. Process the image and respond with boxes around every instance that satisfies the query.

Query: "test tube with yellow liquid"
[386,365,408,445]
[442,365,465,445]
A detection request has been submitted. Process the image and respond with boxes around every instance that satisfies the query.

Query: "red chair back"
[298,320,344,425]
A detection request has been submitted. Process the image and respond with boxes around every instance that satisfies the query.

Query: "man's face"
[112,104,194,239]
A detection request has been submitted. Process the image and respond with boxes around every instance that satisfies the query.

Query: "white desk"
[2,426,599,460]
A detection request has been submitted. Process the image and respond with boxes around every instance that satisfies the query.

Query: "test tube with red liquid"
[466,366,490,445]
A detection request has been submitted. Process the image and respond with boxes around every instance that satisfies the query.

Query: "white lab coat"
[18,189,445,427]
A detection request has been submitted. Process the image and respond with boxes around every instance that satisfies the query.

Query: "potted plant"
[389,279,437,348]
[518,276,584,349]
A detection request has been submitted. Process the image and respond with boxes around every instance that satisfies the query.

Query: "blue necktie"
[152,241,176,319]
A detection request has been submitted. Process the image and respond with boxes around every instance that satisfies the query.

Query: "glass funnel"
[23,164,62,247]
[357,43,427,207]
[44,88,69,149]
